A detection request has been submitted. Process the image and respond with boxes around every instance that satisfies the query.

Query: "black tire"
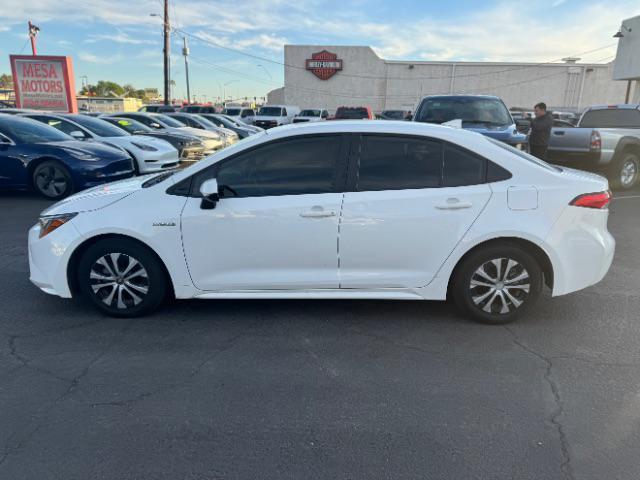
[77,238,168,317]
[609,152,639,190]
[32,160,73,199]
[451,244,544,325]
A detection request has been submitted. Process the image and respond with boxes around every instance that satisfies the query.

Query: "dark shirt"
[529,112,553,146]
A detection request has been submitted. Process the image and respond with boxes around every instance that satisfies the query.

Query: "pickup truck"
[547,104,640,189]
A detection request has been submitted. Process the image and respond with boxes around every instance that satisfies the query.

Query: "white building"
[269,45,629,113]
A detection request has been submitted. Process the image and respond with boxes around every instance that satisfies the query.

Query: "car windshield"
[0,116,71,143]
[415,97,512,126]
[299,109,321,117]
[154,114,186,128]
[108,118,152,133]
[383,110,406,119]
[193,115,219,129]
[258,107,282,116]
[66,115,129,137]
[336,107,368,119]
[202,114,227,127]
[486,137,561,172]
[224,108,241,116]
[221,115,243,126]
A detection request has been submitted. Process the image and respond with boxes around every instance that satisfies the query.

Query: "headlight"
[38,212,77,238]
[66,150,99,161]
[131,141,158,152]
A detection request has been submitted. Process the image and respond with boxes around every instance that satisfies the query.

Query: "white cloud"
[87,31,156,45]
[78,51,124,64]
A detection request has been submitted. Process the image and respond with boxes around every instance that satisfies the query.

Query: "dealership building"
[268,44,633,114]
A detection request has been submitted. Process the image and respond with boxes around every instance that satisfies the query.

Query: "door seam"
[337,192,346,288]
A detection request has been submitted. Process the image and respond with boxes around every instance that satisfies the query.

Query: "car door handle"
[300,208,336,218]
[553,131,565,135]
[435,199,473,210]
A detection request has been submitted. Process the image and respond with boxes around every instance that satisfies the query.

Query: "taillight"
[570,190,611,209]
[590,131,601,150]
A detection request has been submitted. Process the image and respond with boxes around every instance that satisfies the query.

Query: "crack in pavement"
[89,328,250,408]
[504,326,574,480]
[0,320,134,468]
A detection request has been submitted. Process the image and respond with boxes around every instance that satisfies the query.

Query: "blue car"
[413,95,528,149]
[0,115,135,199]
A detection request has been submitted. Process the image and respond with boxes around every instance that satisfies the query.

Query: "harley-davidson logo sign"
[305,50,343,80]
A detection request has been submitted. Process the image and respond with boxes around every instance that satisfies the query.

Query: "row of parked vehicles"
[0,110,263,199]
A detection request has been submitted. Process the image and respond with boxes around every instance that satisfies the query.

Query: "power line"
[175,27,616,82]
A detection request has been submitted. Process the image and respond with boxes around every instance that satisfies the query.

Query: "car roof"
[263,119,483,142]
[421,94,501,100]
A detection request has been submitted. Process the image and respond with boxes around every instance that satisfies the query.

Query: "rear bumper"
[28,221,82,298]
[546,206,615,296]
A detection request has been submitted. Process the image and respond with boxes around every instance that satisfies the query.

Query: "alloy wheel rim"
[89,253,149,309]
[35,166,67,197]
[620,157,638,187]
[469,258,531,315]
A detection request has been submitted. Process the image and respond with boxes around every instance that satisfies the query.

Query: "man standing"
[529,102,553,159]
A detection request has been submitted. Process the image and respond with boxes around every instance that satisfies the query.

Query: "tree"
[0,74,13,89]
[79,80,125,97]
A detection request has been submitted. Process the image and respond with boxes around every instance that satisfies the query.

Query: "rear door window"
[356,135,442,191]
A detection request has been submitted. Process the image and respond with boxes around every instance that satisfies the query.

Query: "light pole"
[223,80,238,105]
[150,8,170,106]
[182,36,191,105]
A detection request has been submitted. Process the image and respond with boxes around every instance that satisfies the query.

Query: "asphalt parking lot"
[1,188,639,480]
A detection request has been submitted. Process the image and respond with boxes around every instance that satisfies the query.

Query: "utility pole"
[28,20,40,55]
[182,37,191,105]
[163,0,170,106]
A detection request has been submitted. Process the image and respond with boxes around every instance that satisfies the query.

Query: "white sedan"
[28,121,615,324]
[24,113,179,174]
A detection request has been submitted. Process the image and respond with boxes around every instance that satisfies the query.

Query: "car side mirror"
[70,130,86,140]
[150,122,161,129]
[199,178,220,209]
[515,119,530,133]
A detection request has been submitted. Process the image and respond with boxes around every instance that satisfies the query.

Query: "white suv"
[28,121,615,324]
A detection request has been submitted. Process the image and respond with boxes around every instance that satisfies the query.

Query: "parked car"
[547,104,640,189]
[0,108,40,115]
[180,105,218,114]
[252,105,301,129]
[198,113,258,139]
[219,114,263,133]
[333,106,374,120]
[293,109,329,123]
[165,113,239,146]
[23,114,180,174]
[101,117,207,162]
[221,106,256,125]
[28,120,614,325]
[0,115,133,199]
[413,95,528,149]
[379,109,412,120]
[107,112,224,156]
[138,104,179,113]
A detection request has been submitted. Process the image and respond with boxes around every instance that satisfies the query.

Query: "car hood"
[101,135,174,151]
[41,174,154,216]
[48,140,127,157]
[176,126,221,141]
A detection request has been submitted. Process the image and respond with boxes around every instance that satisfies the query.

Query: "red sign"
[305,50,343,80]
[9,55,77,112]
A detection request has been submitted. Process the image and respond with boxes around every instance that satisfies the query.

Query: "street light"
[257,64,272,80]
[223,80,238,104]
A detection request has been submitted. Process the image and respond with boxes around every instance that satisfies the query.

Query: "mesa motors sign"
[305,50,343,80]
[9,55,78,112]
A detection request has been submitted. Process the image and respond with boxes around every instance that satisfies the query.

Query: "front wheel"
[78,239,168,317]
[33,161,73,199]
[451,245,544,324]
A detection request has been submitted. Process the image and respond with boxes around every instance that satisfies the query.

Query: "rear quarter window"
[580,109,640,128]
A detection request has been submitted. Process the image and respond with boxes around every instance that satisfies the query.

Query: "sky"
[0,0,638,101]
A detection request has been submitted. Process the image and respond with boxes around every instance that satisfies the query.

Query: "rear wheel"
[33,161,73,199]
[452,245,544,324]
[78,239,167,317]
[610,152,639,190]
